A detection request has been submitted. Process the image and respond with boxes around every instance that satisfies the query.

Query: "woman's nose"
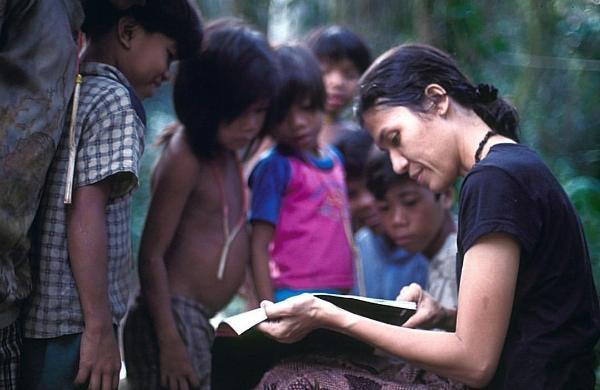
[390,151,409,174]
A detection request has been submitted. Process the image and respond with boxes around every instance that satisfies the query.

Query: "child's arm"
[248,152,290,304]
[137,132,200,388]
[67,180,121,390]
[251,221,276,302]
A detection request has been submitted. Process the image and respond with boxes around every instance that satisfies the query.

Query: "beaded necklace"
[474,130,496,163]
[210,153,247,280]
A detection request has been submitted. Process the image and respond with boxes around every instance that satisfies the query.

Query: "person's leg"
[19,333,82,390]
[0,321,21,390]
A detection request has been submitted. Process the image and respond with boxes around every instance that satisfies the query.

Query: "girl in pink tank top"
[249,44,354,303]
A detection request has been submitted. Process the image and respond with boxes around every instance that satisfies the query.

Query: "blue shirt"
[352,227,428,300]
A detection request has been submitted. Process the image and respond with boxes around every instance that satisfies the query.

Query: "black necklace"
[474,130,496,163]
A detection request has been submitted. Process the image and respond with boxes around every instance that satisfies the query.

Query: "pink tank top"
[269,153,354,290]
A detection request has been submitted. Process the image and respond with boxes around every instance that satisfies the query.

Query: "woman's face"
[362,105,459,193]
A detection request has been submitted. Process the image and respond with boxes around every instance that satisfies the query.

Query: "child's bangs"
[225,53,280,121]
[282,59,325,111]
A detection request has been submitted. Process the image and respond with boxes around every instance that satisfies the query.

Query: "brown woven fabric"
[255,352,467,390]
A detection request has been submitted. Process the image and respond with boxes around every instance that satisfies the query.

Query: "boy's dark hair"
[305,25,371,74]
[365,151,411,201]
[271,44,325,125]
[333,127,373,181]
[357,44,519,142]
[81,0,203,59]
[173,18,279,160]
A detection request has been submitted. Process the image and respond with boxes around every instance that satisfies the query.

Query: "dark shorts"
[19,332,83,390]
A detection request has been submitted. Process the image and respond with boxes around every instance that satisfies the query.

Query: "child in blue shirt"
[334,130,429,299]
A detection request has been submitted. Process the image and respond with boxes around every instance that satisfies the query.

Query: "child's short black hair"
[173,18,279,160]
[333,127,373,181]
[81,0,203,59]
[305,25,371,74]
[365,151,411,201]
[271,44,325,125]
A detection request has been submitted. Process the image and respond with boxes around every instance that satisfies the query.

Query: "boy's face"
[217,100,269,151]
[273,100,322,152]
[346,177,382,233]
[320,58,361,117]
[377,180,449,255]
[121,28,177,99]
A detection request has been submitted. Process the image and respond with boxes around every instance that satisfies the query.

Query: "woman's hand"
[256,294,336,343]
[397,283,456,331]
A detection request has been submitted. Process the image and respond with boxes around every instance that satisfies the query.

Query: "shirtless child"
[122,19,279,390]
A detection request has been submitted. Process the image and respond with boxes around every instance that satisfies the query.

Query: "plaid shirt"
[23,63,145,338]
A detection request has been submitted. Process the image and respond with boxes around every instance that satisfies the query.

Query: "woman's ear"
[424,84,449,116]
[117,16,139,49]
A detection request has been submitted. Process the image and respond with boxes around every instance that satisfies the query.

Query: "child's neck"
[301,145,323,159]
[323,112,337,125]
[213,148,237,163]
[82,41,119,68]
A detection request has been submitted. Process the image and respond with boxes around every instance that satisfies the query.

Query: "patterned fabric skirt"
[255,352,468,390]
[122,295,215,390]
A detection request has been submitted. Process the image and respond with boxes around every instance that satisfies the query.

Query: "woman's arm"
[259,232,519,388]
[251,221,276,302]
[137,131,200,389]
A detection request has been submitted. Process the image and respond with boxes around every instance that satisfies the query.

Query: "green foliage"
[564,176,600,288]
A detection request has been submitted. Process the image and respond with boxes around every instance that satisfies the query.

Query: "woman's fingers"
[397,283,423,303]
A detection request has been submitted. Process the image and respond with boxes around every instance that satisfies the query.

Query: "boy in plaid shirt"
[20,1,202,389]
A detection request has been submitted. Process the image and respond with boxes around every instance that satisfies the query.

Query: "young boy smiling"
[20,1,202,389]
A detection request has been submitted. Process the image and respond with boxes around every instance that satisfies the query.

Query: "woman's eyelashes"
[389,130,401,147]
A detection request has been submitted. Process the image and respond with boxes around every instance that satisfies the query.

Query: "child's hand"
[75,325,121,390]
[158,337,200,390]
[257,294,334,343]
